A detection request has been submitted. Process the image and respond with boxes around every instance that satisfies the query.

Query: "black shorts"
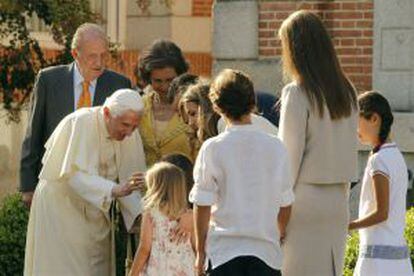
[208,256,281,276]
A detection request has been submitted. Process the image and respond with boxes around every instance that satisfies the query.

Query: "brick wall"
[192,0,213,17]
[107,50,212,84]
[259,0,373,91]
[43,49,212,86]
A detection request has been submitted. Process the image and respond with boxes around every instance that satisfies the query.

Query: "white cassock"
[24,107,146,276]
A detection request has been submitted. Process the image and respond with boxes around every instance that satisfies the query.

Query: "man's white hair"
[71,23,108,50]
[103,89,144,117]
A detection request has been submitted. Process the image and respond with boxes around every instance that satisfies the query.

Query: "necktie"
[77,81,91,109]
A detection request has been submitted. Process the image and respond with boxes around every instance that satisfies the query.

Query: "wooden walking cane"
[125,234,133,275]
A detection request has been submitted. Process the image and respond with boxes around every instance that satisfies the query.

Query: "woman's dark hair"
[279,10,357,120]
[209,69,256,121]
[167,73,199,104]
[358,91,394,153]
[160,153,194,207]
[137,39,189,85]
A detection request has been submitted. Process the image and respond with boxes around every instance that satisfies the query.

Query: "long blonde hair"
[143,162,188,218]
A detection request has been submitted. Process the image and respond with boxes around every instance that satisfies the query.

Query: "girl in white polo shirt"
[349,91,413,275]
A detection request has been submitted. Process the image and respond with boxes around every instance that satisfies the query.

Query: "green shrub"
[0,193,29,276]
[344,207,414,275]
[344,231,360,276]
[0,193,132,275]
[406,207,414,268]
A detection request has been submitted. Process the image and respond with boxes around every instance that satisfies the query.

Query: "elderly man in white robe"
[24,89,147,276]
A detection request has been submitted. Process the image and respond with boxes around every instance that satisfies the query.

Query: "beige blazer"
[278,82,358,185]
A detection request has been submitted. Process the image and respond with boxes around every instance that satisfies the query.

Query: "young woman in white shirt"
[190,69,294,276]
[349,91,413,276]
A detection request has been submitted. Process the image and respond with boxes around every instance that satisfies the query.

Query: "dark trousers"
[208,256,281,276]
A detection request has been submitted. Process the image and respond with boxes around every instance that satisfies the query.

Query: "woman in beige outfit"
[278,11,359,276]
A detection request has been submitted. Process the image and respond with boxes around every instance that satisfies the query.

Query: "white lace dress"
[143,209,195,276]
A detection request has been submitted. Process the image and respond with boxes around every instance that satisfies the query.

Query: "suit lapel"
[61,63,75,115]
[94,70,108,106]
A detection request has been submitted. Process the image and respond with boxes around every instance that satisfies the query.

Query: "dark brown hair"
[137,39,189,85]
[209,69,256,121]
[279,10,357,120]
[167,73,199,104]
[358,91,393,153]
[161,154,194,208]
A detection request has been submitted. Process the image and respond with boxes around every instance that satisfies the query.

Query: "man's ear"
[103,107,111,119]
[71,49,78,61]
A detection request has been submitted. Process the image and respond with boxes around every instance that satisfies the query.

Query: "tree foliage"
[0,0,176,122]
[0,0,95,122]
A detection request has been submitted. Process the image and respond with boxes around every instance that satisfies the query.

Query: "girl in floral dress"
[130,162,195,276]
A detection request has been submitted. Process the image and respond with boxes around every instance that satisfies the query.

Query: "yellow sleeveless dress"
[139,93,192,167]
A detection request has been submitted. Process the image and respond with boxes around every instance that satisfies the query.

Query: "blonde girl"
[130,162,195,275]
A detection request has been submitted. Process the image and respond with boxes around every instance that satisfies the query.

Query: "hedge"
[0,193,129,276]
[0,194,413,275]
[344,207,414,275]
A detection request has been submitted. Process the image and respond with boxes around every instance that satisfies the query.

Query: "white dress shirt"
[217,113,278,135]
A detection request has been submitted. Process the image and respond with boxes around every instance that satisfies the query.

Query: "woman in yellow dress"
[137,40,192,166]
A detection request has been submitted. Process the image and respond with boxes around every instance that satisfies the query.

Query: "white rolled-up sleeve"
[189,141,218,206]
[280,183,295,207]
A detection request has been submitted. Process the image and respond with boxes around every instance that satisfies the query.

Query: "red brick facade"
[192,0,213,17]
[108,50,212,83]
[42,49,212,86]
[40,1,373,91]
[106,50,212,85]
[259,0,374,91]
